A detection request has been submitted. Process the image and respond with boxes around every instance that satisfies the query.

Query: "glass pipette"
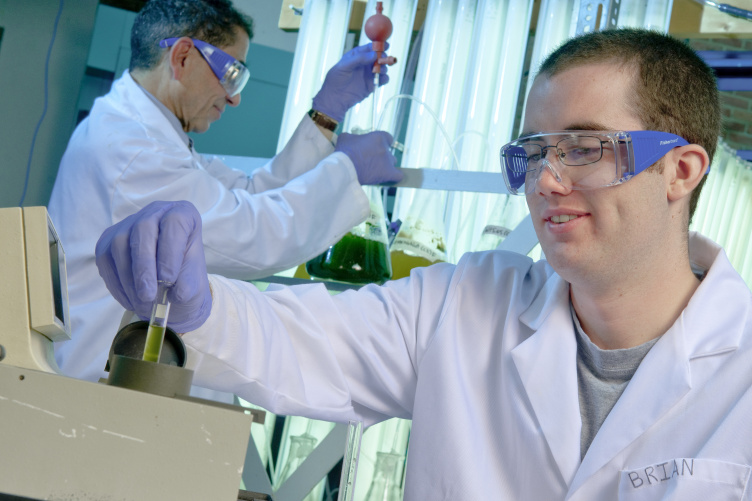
[142,280,174,363]
[372,73,380,131]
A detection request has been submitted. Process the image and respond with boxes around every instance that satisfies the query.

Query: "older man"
[50,0,401,382]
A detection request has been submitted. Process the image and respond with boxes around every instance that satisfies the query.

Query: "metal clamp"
[576,0,621,34]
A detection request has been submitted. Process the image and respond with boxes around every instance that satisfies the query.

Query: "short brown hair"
[538,28,721,224]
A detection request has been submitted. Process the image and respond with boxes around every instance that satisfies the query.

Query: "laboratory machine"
[0,206,268,501]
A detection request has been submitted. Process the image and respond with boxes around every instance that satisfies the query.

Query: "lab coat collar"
[682,231,751,358]
[134,76,193,151]
[512,233,750,494]
[112,71,192,152]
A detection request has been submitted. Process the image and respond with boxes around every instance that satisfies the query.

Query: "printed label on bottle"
[391,237,445,262]
[481,225,511,239]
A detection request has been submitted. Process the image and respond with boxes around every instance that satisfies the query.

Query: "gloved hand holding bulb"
[311,2,401,187]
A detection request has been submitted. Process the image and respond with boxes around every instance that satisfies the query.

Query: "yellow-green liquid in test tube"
[142,280,173,363]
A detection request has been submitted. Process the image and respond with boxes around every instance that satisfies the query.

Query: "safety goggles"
[159,37,250,97]
[500,130,690,195]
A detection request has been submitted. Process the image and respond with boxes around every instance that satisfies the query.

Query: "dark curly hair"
[129,0,253,72]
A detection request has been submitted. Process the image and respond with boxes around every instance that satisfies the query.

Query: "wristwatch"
[307,109,339,132]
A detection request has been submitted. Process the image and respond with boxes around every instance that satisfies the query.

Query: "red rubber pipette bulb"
[365,1,393,53]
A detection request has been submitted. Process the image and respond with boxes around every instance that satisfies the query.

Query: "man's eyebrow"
[520,122,616,137]
[519,122,612,137]
[563,122,611,131]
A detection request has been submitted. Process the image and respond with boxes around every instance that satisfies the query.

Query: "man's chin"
[190,122,211,134]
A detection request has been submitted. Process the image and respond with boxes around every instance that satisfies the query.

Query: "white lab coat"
[48,71,369,382]
[183,232,752,500]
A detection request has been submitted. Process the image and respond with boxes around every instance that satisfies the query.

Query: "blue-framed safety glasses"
[159,37,250,97]
[500,130,692,195]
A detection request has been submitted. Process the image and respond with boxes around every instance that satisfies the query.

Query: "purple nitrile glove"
[312,42,391,122]
[95,200,212,333]
[335,131,403,186]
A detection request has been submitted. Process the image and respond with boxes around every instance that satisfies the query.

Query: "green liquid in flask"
[142,324,166,363]
[306,232,392,285]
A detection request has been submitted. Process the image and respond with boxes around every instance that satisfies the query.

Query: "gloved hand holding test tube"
[95,201,213,340]
[143,280,174,363]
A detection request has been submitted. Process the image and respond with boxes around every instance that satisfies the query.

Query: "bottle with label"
[306,186,392,285]
[389,211,448,279]
[475,194,529,251]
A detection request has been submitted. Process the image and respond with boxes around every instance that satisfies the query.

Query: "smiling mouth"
[549,214,579,223]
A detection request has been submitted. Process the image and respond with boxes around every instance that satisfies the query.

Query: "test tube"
[142,280,173,363]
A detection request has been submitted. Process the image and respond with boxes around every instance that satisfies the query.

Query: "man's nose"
[533,160,571,196]
[227,93,241,107]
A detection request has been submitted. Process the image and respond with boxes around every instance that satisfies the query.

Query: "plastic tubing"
[378,93,464,235]
[377,93,462,173]
[392,0,459,221]
[427,0,479,226]
[446,0,509,260]
[472,0,534,252]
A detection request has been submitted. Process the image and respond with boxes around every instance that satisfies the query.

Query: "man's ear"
[168,37,194,80]
[666,144,709,202]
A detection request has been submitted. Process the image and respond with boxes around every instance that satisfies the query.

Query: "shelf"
[697,50,752,91]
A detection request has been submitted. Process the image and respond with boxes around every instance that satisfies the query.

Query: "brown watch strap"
[308,109,339,132]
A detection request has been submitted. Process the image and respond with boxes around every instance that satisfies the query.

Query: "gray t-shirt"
[574,268,706,458]
[573,304,659,459]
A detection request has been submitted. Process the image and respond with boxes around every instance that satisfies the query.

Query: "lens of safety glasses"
[159,37,250,97]
[220,60,250,97]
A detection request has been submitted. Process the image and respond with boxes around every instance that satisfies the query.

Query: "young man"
[50,0,402,382]
[95,28,752,499]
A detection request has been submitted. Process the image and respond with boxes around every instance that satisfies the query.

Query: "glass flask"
[364,451,404,501]
[306,186,393,285]
[390,212,448,279]
[277,432,318,487]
